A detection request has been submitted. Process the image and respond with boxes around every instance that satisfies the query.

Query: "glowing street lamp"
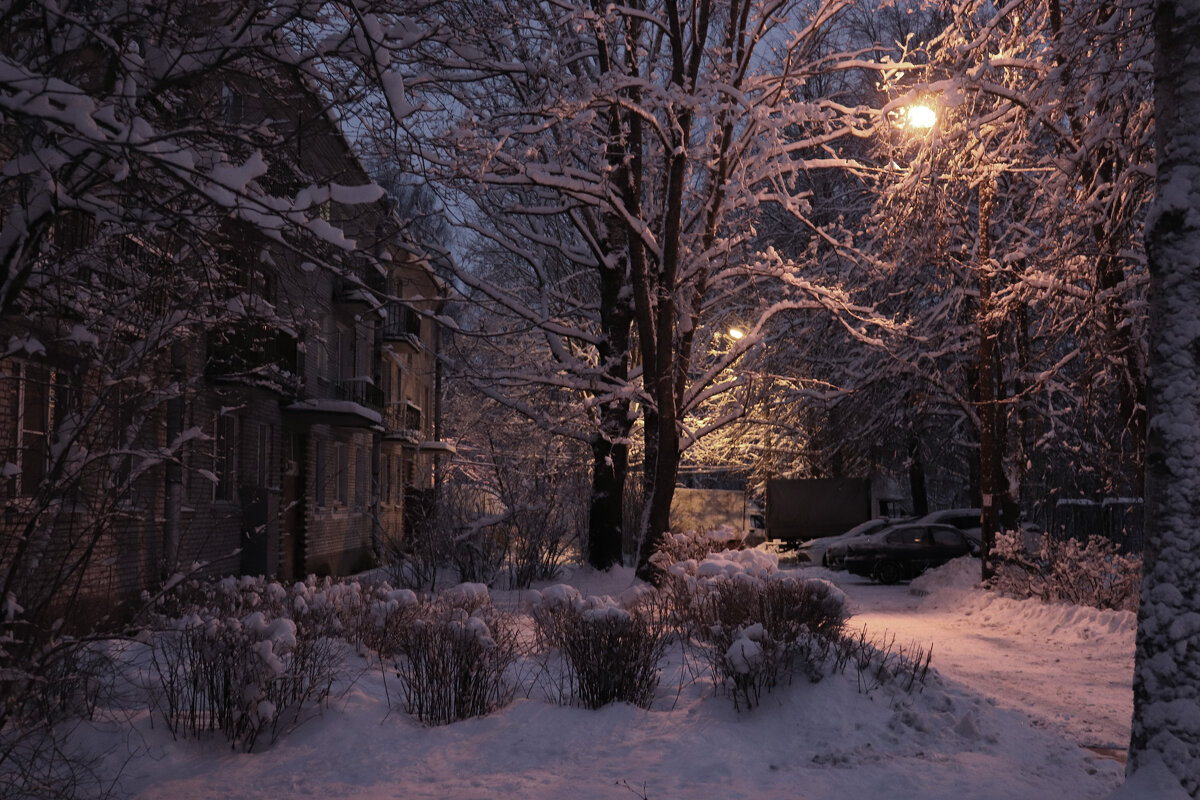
[904,103,937,130]
[898,96,1008,580]
[728,327,745,340]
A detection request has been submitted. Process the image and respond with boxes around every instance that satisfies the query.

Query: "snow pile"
[912,557,1135,646]
[528,583,633,624]
[910,555,982,593]
[725,622,766,674]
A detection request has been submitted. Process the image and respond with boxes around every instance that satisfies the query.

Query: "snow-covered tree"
[857,0,1152,574]
[371,0,885,575]
[1126,0,1200,793]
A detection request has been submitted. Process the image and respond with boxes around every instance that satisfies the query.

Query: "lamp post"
[898,101,1010,581]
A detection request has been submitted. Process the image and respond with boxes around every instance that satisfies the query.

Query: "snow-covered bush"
[141,575,417,750]
[701,575,848,710]
[146,607,337,752]
[991,530,1141,611]
[386,588,519,725]
[648,526,751,573]
[531,586,669,710]
[656,548,848,710]
[0,637,117,800]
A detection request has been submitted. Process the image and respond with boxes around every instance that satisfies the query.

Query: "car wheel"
[875,560,902,585]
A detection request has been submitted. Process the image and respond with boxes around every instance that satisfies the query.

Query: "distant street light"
[728,327,745,340]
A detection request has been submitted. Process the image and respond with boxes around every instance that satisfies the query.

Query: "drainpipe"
[162,340,185,581]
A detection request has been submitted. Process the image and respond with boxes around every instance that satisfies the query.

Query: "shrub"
[387,590,519,725]
[654,546,849,710]
[693,574,847,710]
[648,526,749,573]
[991,529,1141,611]
[0,638,116,800]
[531,585,669,710]
[146,608,340,751]
[141,575,381,751]
[830,627,934,696]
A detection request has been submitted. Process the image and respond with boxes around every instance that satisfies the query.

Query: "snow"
[63,555,1141,800]
[283,398,383,424]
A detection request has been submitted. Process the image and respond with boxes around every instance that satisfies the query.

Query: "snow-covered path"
[827,561,1136,758]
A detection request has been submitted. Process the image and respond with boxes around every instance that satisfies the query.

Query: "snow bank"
[912,557,1135,645]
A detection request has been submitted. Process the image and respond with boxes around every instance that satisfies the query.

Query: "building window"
[6,362,78,497]
[393,457,402,505]
[334,324,356,385]
[355,322,370,378]
[52,211,95,253]
[222,85,244,124]
[212,413,239,502]
[380,454,390,507]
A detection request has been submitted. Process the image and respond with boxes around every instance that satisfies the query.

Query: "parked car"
[914,508,982,545]
[841,523,978,584]
[914,508,1042,550]
[817,517,914,570]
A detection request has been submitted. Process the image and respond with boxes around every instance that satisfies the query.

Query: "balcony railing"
[331,377,384,415]
[381,301,422,347]
[382,402,423,442]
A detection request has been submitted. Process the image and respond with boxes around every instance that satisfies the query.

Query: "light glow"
[728,327,745,340]
[905,104,937,129]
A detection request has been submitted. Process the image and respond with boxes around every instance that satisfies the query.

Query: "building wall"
[303,425,376,576]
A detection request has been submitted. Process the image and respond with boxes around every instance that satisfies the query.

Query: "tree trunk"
[587,417,629,570]
[907,428,928,517]
[1126,3,1200,793]
[636,408,679,582]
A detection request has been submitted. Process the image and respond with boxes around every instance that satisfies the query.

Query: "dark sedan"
[841,523,978,584]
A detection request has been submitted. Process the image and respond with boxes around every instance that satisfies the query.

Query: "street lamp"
[903,103,937,130]
[728,327,745,340]
[899,100,1007,581]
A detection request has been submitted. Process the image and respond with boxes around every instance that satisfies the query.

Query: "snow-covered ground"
[89,558,1132,800]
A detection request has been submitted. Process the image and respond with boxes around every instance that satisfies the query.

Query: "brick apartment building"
[0,57,448,613]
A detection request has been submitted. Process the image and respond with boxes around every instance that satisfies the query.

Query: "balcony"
[284,378,384,429]
[381,301,422,350]
[383,401,422,443]
[205,323,300,396]
[332,376,384,413]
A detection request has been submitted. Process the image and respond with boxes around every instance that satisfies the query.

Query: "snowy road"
[827,564,1136,759]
